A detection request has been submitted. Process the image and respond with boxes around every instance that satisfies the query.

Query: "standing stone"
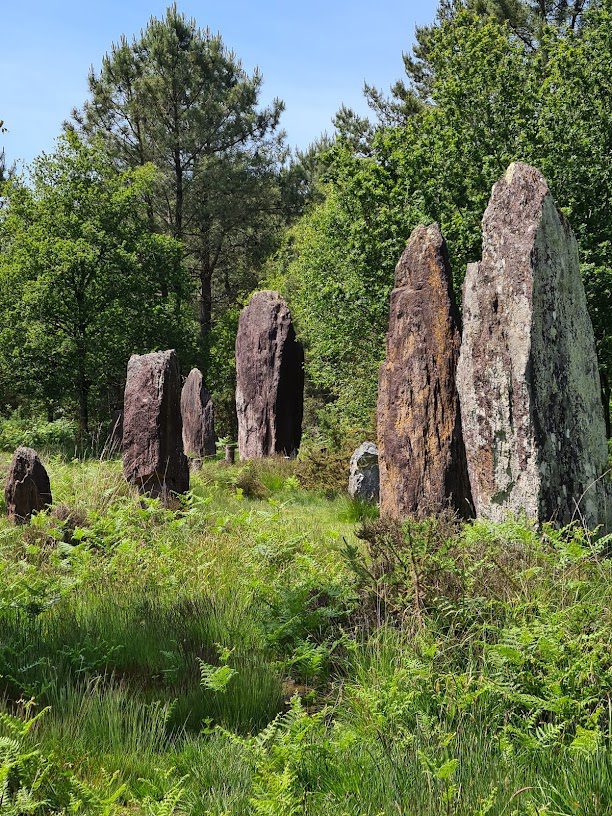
[348,442,379,502]
[377,223,472,519]
[122,349,189,500]
[181,368,216,460]
[457,162,609,527]
[5,446,52,524]
[236,291,304,459]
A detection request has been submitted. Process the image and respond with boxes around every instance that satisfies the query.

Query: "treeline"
[0,0,610,446]
[0,7,311,439]
[268,0,612,441]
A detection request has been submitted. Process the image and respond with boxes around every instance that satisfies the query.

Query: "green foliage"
[0,132,197,432]
[0,455,612,813]
[0,413,78,453]
[0,701,127,815]
[270,2,612,436]
[75,4,290,375]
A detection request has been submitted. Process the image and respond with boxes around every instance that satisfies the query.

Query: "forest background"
[0,0,610,451]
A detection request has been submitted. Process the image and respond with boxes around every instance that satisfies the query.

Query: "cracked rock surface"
[457,162,609,527]
[236,291,304,459]
[123,349,189,501]
[4,446,52,524]
[181,368,216,460]
[377,223,471,519]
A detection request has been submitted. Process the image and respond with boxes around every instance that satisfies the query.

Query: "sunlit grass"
[1,453,611,814]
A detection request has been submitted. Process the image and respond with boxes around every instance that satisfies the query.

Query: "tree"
[73,5,286,351]
[0,133,196,433]
[269,1,611,438]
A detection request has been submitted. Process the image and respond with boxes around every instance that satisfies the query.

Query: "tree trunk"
[199,262,212,346]
[75,326,89,435]
[78,375,89,435]
[174,148,183,240]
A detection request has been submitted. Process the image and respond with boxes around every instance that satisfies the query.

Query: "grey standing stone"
[122,349,189,501]
[236,291,304,459]
[181,368,216,459]
[348,442,379,502]
[5,446,52,524]
[457,162,609,528]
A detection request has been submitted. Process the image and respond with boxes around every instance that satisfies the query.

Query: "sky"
[1,1,439,170]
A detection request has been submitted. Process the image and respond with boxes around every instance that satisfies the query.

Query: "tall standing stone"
[122,349,189,500]
[4,446,52,524]
[181,368,216,460]
[377,223,471,518]
[236,291,304,459]
[457,162,608,527]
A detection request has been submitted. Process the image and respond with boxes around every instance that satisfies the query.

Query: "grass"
[0,452,611,814]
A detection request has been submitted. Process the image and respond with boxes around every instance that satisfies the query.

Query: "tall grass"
[0,454,611,814]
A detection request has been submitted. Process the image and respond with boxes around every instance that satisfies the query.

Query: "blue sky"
[1,1,438,169]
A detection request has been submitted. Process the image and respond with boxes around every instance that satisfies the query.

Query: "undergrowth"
[0,454,611,814]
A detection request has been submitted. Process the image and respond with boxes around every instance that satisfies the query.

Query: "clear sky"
[1,1,439,169]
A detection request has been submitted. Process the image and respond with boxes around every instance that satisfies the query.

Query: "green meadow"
[1,454,611,815]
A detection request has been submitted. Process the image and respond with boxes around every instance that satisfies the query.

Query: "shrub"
[0,413,78,452]
[233,464,271,500]
[295,443,353,495]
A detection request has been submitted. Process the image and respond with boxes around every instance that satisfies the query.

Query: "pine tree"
[73,5,286,347]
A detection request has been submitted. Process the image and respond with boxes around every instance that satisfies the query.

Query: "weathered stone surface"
[5,446,52,524]
[348,442,379,502]
[457,162,609,527]
[181,368,216,459]
[236,291,304,459]
[377,223,472,519]
[122,349,189,500]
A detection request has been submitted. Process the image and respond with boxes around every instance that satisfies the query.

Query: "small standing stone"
[457,162,609,527]
[377,223,472,519]
[236,291,304,459]
[122,349,189,501]
[348,442,379,502]
[5,446,52,524]
[181,368,216,460]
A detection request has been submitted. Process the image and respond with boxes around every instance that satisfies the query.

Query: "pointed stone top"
[246,290,284,306]
[503,161,545,186]
[486,163,551,230]
[128,349,177,366]
[394,222,455,299]
[185,366,203,381]
[481,162,573,271]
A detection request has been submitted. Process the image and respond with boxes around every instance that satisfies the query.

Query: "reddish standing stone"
[236,291,304,459]
[5,446,52,524]
[181,368,216,459]
[377,223,472,519]
[122,349,189,500]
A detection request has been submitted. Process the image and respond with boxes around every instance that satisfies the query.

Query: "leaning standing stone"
[236,291,304,459]
[122,349,189,501]
[181,368,216,460]
[457,162,608,528]
[377,223,472,519]
[5,446,52,524]
[348,442,379,502]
